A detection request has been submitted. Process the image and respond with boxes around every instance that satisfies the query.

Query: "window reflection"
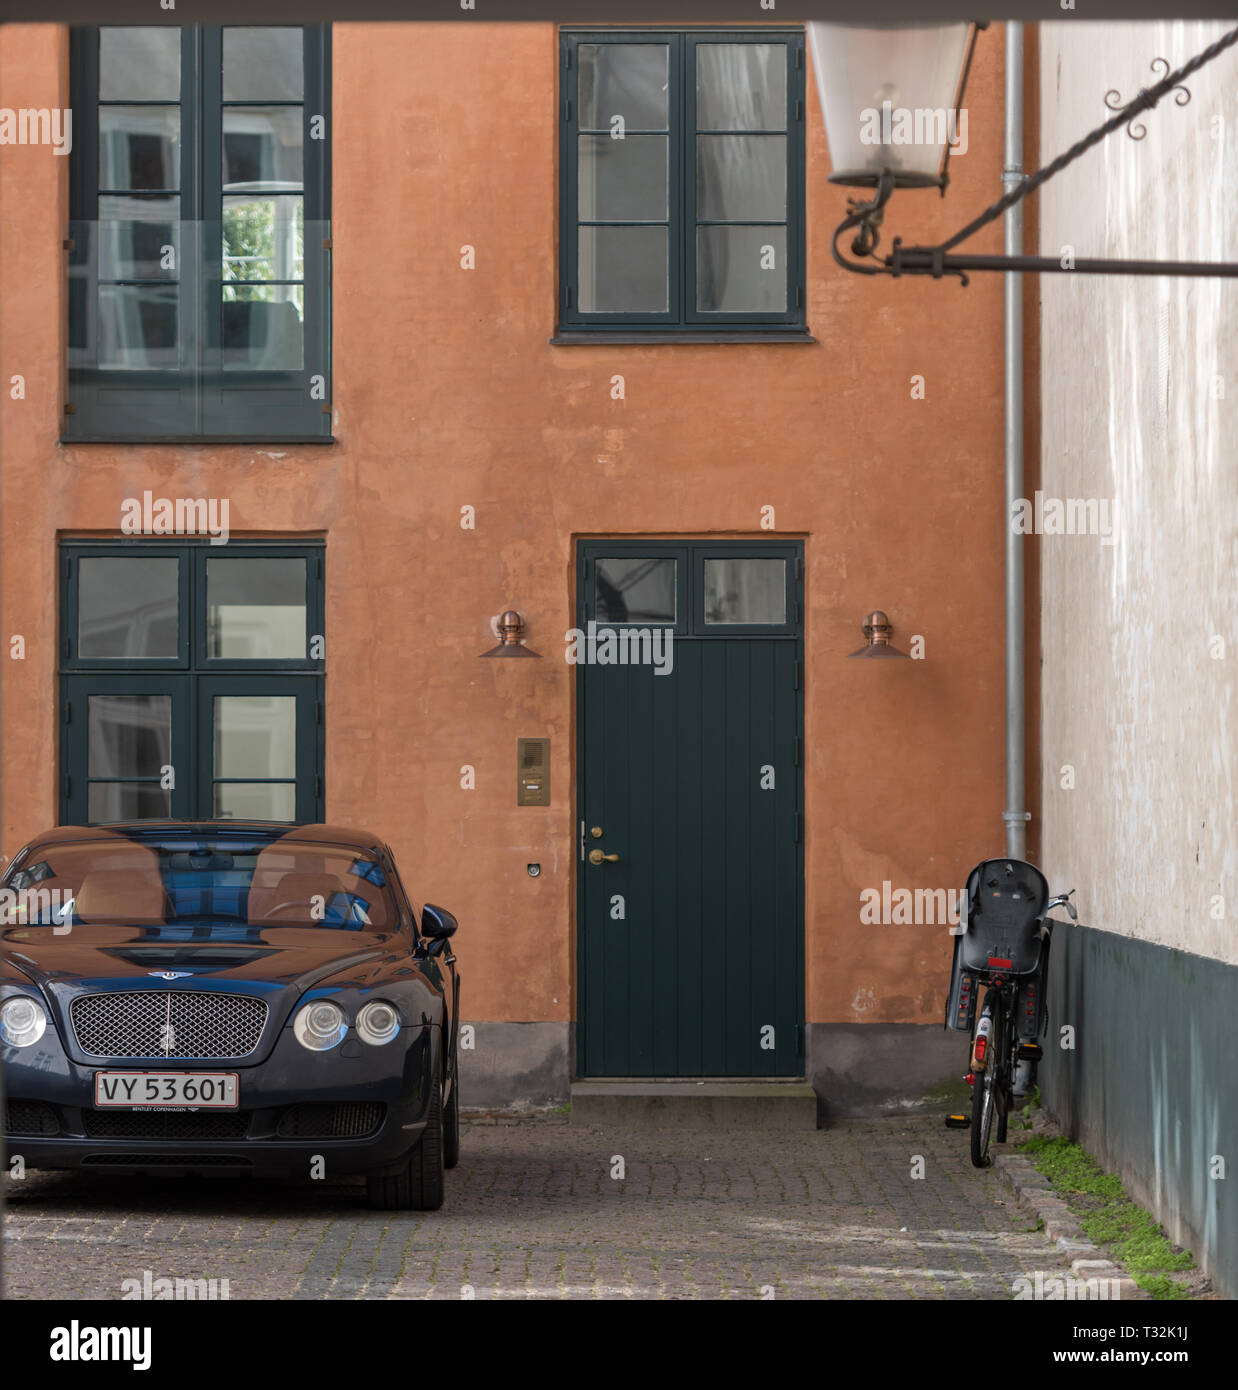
[213,695,296,777]
[577,43,671,316]
[99,107,180,190]
[703,558,786,624]
[595,558,677,624]
[223,27,304,102]
[207,557,307,658]
[88,783,173,821]
[88,694,172,776]
[695,45,785,131]
[78,558,179,658]
[99,27,181,102]
[221,30,306,373]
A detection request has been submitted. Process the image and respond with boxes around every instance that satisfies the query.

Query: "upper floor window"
[66,25,331,442]
[557,29,806,337]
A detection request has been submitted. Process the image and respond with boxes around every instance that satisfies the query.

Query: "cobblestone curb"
[992,1152,1146,1300]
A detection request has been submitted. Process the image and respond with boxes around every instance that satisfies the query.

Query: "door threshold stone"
[569,1080,819,1130]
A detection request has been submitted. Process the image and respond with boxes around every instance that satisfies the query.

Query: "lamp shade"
[847,610,910,659]
[807,22,973,188]
[479,609,541,658]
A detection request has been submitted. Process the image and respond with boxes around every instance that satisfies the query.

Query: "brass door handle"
[588,848,620,865]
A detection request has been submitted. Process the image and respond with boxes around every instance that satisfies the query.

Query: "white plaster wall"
[1038,21,1238,964]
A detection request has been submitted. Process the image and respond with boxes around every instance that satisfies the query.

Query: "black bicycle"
[943,858,1076,1167]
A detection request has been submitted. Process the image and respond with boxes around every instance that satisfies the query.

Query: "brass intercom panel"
[517,738,550,806]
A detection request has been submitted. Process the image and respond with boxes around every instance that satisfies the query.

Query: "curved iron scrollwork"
[1104,56,1194,140]
[830,174,896,277]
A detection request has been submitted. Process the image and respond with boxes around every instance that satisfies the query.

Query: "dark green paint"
[576,540,804,1077]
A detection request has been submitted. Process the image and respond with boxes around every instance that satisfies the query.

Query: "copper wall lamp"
[847,610,910,660]
[808,20,1238,285]
[479,610,541,659]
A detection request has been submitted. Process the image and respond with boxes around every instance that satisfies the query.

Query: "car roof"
[15,821,390,856]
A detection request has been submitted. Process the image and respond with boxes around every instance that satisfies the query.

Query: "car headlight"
[1,995,48,1048]
[356,1000,400,1045]
[293,999,347,1051]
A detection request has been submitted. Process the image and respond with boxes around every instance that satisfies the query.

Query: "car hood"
[1,925,407,994]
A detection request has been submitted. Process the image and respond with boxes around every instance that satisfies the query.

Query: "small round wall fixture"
[479,609,541,659]
[847,610,910,659]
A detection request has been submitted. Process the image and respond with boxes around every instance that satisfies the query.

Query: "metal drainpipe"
[1004,22,1029,859]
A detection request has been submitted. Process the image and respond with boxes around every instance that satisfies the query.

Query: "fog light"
[293,999,347,1051]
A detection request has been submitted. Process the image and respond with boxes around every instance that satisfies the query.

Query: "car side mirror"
[421,903,458,940]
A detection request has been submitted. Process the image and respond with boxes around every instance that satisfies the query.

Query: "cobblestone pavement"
[3,1115,1077,1299]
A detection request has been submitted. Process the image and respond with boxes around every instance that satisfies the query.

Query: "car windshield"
[0,834,400,933]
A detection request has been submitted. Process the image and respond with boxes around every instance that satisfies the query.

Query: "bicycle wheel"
[970,989,1002,1168]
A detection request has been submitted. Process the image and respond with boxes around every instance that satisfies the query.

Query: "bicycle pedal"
[944,1113,969,1129]
[1017,1042,1043,1060]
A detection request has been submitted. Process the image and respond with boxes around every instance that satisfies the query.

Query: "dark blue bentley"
[0,821,461,1210]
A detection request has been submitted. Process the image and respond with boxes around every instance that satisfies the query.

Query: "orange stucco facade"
[1,21,1032,1103]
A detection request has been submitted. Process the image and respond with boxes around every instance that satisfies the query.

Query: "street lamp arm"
[835,22,1238,284]
[937,23,1238,257]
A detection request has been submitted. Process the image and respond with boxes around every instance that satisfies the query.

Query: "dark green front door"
[576,540,804,1077]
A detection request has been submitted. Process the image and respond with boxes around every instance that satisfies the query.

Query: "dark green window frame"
[580,540,803,639]
[59,540,325,825]
[66,24,332,442]
[557,29,807,339]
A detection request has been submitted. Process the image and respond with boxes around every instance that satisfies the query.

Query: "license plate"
[94,1071,239,1109]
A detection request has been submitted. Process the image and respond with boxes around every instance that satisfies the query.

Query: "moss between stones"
[1017,1135,1195,1300]
[924,1075,971,1106]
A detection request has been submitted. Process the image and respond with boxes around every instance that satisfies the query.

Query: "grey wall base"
[1041,924,1237,1300]
[458,1020,967,1118]
[807,1023,963,1119]
[458,1022,571,1109]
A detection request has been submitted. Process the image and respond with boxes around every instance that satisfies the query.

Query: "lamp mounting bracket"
[832,23,1238,284]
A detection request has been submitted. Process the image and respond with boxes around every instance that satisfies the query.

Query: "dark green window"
[558,29,806,336]
[60,542,325,825]
[66,25,331,441]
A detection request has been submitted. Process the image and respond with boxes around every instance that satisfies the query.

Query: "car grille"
[71,991,268,1059]
[5,1099,60,1136]
[83,1109,251,1141]
[276,1102,386,1139]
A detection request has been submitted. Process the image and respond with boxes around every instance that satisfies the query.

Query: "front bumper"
[3,1021,442,1178]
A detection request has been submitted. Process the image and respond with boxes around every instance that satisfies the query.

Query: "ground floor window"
[59,540,324,824]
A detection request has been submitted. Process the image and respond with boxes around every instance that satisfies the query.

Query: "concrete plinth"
[569,1080,819,1130]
